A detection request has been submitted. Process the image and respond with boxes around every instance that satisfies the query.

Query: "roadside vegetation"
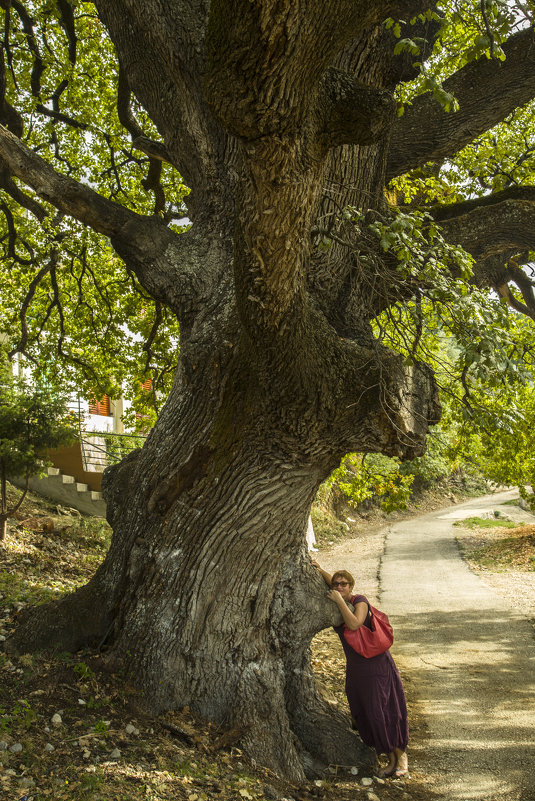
[454,515,535,573]
[311,443,490,549]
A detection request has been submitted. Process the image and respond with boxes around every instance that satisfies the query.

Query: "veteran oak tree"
[2,0,535,779]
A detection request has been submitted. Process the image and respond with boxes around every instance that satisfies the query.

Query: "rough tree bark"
[3,0,535,780]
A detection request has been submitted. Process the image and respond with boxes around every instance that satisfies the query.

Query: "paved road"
[379,490,535,801]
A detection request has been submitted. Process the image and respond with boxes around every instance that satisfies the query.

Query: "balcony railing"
[79,431,147,473]
[66,399,147,474]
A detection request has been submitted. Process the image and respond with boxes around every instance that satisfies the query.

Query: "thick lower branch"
[0,125,224,325]
[432,186,535,222]
[439,198,535,260]
[0,124,137,237]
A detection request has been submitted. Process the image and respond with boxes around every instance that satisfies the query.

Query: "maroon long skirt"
[334,598,409,755]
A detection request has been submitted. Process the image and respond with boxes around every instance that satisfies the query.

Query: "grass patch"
[0,482,112,607]
[453,515,521,529]
[0,569,71,605]
[455,516,535,573]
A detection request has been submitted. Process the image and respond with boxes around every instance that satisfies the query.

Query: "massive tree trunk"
[5,0,535,781]
[5,2,443,779]
[9,288,437,777]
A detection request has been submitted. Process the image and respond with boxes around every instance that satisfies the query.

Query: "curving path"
[379,490,535,801]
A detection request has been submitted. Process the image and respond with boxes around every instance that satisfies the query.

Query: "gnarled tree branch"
[435,193,535,320]
[432,185,535,222]
[0,124,218,325]
[94,0,222,216]
[438,196,535,259]
[0,123,143,237]
[473,253,535,321]
[387,27,535,179]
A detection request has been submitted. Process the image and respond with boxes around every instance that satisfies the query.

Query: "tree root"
[6,576,113,656]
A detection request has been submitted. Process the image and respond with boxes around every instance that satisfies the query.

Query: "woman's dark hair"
[331,570,354,587]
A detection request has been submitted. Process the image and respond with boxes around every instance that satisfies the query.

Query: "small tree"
[0,364,75,540]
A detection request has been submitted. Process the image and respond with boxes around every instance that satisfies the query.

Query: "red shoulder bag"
[343,603,394,658]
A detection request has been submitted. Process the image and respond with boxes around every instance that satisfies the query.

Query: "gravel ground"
[475,571,535,621]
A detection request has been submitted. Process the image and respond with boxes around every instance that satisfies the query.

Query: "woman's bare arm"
[327,594,368,630]
[311,559,332,586]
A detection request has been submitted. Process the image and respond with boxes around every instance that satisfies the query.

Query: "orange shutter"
[88,394,112,416]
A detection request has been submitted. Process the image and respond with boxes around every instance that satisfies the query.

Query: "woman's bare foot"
[377,752,397,778]
[393,749,409,778]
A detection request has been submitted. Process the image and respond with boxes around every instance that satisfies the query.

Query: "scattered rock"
[51,713,62,726]
[78,699,86,705]
[125,723,139,735]
[366,793,380,801]
[44,743,55,752]
[9,743,23,753]
[350,766,359,775]
[110,748,121,759]
[82,749,91,759]
[360,777,373,786]
[262,784,280,799]
[0,741,8,750]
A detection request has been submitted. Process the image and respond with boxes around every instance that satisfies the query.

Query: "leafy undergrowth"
[0,484,440,801]
[312,481,490,551]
